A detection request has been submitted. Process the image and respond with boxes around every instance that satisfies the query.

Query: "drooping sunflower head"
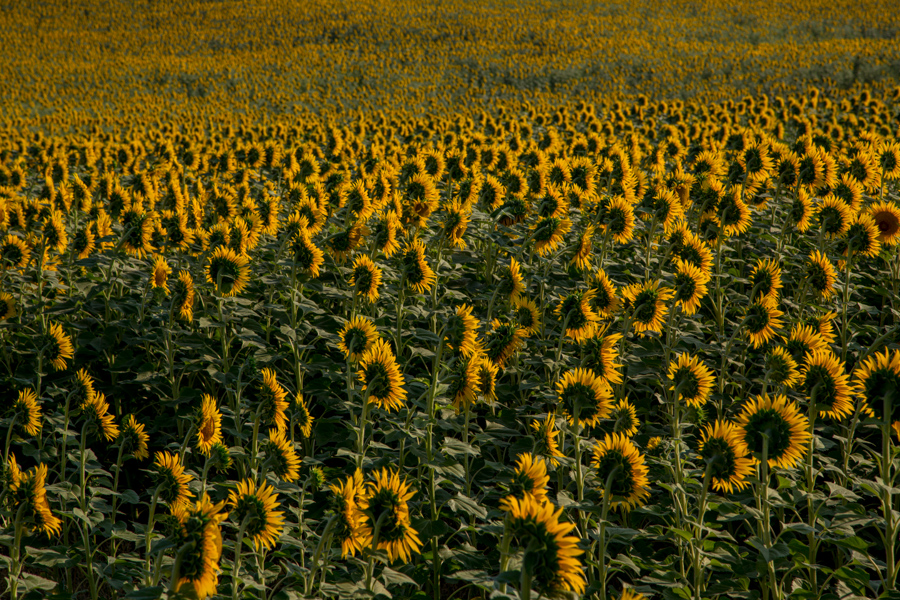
[152,451,194,509]
[195,394,223,456]
[621,280,673,336]
[698,420,755,494]
[570,224,595,272]
[338,316,379,362]
[476,356,499,403]
[169,270,195,322]
[583,332,623,385]
[448,353,481,411]
[205,246,250,297]
[13,388,42,437]
[358,469,422,564]
[735,394,810,469]
[512,296,541,337]
[765,347,800,389]
[444,304,480,358]
[501,452,550,509]
[400,238,436,294]
[555,289,600,341]
[503,495,586,596]
[784,324,829,363]
[592,268,619,317]
[853,349,900,422]
[749,258,782,301]
[228,479,286,551]
[805,250,837,299]
[530,414,564,467]
[0,234,31,270]
[81,391,119,442]
[252,368,289,432]
[357,338,407,412]
[673,258,709,316]
[743,295,783,349]
[266,428,301,483]
[291,393,314,438]
[609,398,639,437]
[497,257,526,302]
[329,475,364,558]
[484,318,527,367]
[121,414,149,461]
[169,494,228,600]
[326,224,366,264]
[5,458,62,537]
[591,433,651,512]
[441,200,471,250]
[42,322,74,372]
[557,367,613,428]
[800,351,853,420]
[290,228,325,278]
[867,201,900,246]
[371,210,402,258]
[350,255,382,303]
[602,195,636,244]
[668,353,715,408]
[532,216,572,257]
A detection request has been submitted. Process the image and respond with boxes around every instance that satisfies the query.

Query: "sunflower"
[592,269,619,317]
[498,258,526,302]
[765,346,801,389]
[867,201,900,246]
[787,191,817,235]
[121,414,150,460]
[371,210,402,258]
[674,233,714,274]
[531,414,564,466]
[532,216,572,257]
[668,353,715,407]
[735,394,810,469]
[357,469,423,564]
[338,316,379,363]
[349,254,383,303]
[153,451,194,508]
[800,351,853,420]
[196,394,223,456]
[484,318,527,367]
[12,388,42,436]
[476,356,499,402]
[444,304,479,358]
[205,246,250,297]
[784,324,828,363]
[448,354,481,411]
[290,229,325,278]
[841,212,881,259]
[72,227,96,260]
[817,195,852,240]
[228,479,285,551]
[805,250,837,299]
[621,280,674,336]
[292,393,314,438]
[81,392,119,442]
[169,495,228,600]
[743,295,784,348]
[120,205,153,258]
[252,368,289,431]
[358,338,407,412]
[400,239,436,294]
[853,348,900,423]
[441,200,470,250]
[609,398,639,437]
[673,258,709,316]
[265,428,301,482]
[749,258,782,301]
[149,255,171,294]
[5,458,62,537]
[42,211,67,254]
[500,452,550,510]
[0,292,15,321]
[697,420,755,494]
[167,270,194,322]
[556,289,600,341]
[570,224,594,271]
[512,296,541,336]
[583,332,623,385]
[718,192,752,238]
[329,474,365,558]
[326,224,365,263]
[43,322,74,371]
[557,367,613,427]
[618,589,646,600]
[831,173,864,213]
[805,311,837,345]
[591,433,651,511]
[503,494,586,596]
[602,195,635,244]
[0,234,31,270]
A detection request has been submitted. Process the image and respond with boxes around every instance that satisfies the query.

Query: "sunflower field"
[2,1,900,599]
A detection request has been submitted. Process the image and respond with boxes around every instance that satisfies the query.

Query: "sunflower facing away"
[81,391,120,442]
[583,332,623,385]
[357,468,423,563]
[672,258,709,316]
[150,255,171,294]
[609,398,639,437]
[735,394,810,469]
[196,394,223,456]
[0,292,15,321]
[329,474,365,558]
[621,280,674,336]
[338,316,379,362]
[205,246,250,297]
[121,414,150,461]
[171,270,195,322]
[531,414,564,466]
[43,322,74,371]
[12,388,42,436]
[290,228,325,278]
[153,451,194,509]
[228,479,286,550]
[512,296,541,337]
[503,494,586,596]
[400,238,436,294]
[357,338,407,412]
[350,254,383,303]
[557,367,614,427]
[444,304,480,358]
[484,318,528,367]
[765,347,801,389]
[805,250,837,299]
[292,393,314,438]
[169,495,228,600]
[743,295,784,348]
[5,456,62,537]
[555,289,601,342]
[497,257,526,302]
[266,428,301,482]
[784,324,829,363]
[500,452,550,510]
[853,348,900,423]
[252,368,289,432]
[591,433,651,512]
[697,420,755,494]
[749,258,783,301]
[800,351,853,420]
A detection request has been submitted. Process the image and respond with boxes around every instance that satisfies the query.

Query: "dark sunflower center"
[486,324,517,361]
[607,208,627,235]
[516,306,534,328]
[560,294,588,330]
[743,408,792,459]
[847,223,871,253]
[701,437,737,480]
[533,218,559,243]
[752,270,773,296]
[820,206,844,235]
[562,383,597,419]
[509,471,537,498]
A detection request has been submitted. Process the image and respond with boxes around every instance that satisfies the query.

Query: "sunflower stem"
[232,514,251,600]
[519,559,533,600]
[307,515,337,596]
[805,406,820,595]
[692,462,714,600]
[839,253,853,362]
[597,466,620,600]
[168,540,194,596]
[881,391,897,590]
[143,485,163,584]
[109,438,128,526]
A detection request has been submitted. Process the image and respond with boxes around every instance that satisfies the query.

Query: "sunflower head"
[329,475,364,558]
[153,451,194,508]
[853,349,900,422]
[673,259,709,316]
[557,367,613,427]
[765,347,800,389]
[743,295,784,348]
[228,479,286,551]
[621,280,673,336]
[497,258,526,302]
[484,318,527,367]
[121,415,150,461]
[591,433,651,512]
[400,239,436,294]
[12,389,42,436]
[350,255,383,303]
[698,420,754,494]
[800,351,853,420]
[668,353,715,407]
[358,468,422,564]
[555,289,600,341]
[81,392,119,442]
[530,415,564,466]
[338,316,378,362]
[0,235,31,270]
[205,246,250,297]
[501,452,550,509]
[357,338,407,412]
[735,394,810,469]
[582,332,623,385]
[609,398,639,437]
[169,495,228,600]
[867,201,900,245]
[444,304,480,358]
[266,428,301,482]
[195,394,223,456]
[42,322,74,372]
[292,393,314,438]
[805,251,837,299]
